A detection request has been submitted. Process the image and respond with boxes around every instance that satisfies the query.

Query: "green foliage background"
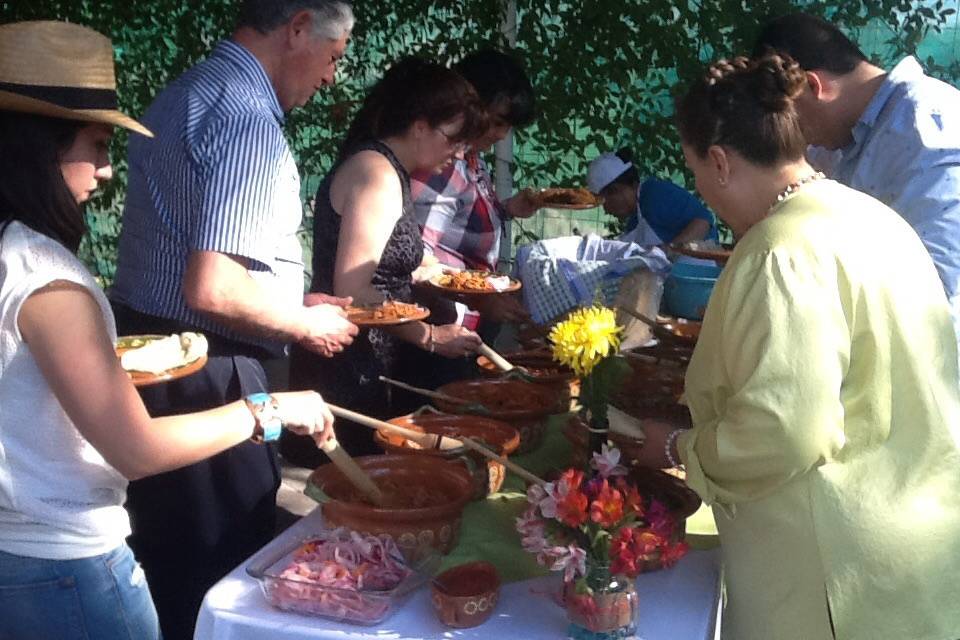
[1,0,957,281]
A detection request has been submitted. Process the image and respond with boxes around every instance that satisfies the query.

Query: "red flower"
[615,477,645,516]
[659,541,689,568]
[609,527,665,578]
[555,469,589,527]
[589,480,624,527]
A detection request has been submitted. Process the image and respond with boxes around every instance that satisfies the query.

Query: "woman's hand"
[634,418,687,469]
[504,188,541,219]
[272,390,336,447]
[411,255,446,284]
[430,323,482,358]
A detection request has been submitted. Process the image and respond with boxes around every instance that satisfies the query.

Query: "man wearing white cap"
[587,147,717,245]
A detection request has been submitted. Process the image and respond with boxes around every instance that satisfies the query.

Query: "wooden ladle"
[477,342,515,372]
[378,376,490,414]
[320,437,385,506]
[328,403,546,487]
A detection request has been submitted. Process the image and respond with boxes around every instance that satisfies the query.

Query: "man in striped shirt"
[110,2,356,638]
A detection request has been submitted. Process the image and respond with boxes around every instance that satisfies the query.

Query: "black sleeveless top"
[289,141,425,455]
[310,140,423,305]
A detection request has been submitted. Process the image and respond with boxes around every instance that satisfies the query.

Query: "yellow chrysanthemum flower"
[549,306,623,376]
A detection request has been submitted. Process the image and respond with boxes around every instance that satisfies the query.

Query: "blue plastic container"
[663,262,723,320]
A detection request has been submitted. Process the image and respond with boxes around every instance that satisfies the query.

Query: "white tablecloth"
[194,508,722,640]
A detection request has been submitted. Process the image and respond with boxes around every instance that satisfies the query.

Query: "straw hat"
[0,21,152,137]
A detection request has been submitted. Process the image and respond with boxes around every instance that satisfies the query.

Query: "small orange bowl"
[431,561,501,628]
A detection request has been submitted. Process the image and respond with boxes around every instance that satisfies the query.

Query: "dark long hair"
[674,54,807,166]
[339,56,487,158]
[0,112,85,252]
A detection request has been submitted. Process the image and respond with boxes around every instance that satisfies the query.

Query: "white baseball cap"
[586,152,633,194]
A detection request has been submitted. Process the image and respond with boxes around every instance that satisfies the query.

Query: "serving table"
[194,507,720,640]
[194,418,722,639]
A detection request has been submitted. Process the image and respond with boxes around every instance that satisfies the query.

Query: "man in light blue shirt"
[755,13,960,344]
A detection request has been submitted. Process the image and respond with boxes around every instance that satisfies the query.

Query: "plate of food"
[428,269,521,295]
[345,301,430,327]
[116,332,208,387]
[534,187,603,210]
[669,241,734,263]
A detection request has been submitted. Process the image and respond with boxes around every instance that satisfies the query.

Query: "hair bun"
[705,54,804,114]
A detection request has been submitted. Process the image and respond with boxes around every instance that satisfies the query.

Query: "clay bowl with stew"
[475,348,581,411]
[376,412,520,499]
[434,378,565,454]
[307,454,473,556]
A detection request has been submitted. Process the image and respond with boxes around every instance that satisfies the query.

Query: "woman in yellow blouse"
[635,54,960,639]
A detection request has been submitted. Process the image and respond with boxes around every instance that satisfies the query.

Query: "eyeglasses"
[435,127,468,152]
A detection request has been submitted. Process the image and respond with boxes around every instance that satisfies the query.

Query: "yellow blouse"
[680,180,960,640]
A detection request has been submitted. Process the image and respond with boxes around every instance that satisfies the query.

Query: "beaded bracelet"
[665,428,685,468]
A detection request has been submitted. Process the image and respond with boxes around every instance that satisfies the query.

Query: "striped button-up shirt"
[112,40,304,352]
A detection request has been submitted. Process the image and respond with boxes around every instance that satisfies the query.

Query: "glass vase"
[564,561,638,640]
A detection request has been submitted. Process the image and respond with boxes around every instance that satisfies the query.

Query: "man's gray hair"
[238,0,355,40]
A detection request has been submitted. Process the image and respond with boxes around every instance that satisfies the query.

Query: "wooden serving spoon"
[477,342,515,372]
[378,376,490,414]
[328,403,546,487]
[320,437,385,506]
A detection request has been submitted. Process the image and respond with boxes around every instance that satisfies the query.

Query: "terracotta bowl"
[307,454,473,555]
[657,317,702,346]
[435,379,565,454]
[611,357,687,411]
[431,561,501,628]
[376,413,520,499]
[475,348,581,411]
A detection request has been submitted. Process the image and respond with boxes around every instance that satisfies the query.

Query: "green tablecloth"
[437,415,719,583]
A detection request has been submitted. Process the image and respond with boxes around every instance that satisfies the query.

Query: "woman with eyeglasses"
[410,50,538,330]
[286,57,487,464]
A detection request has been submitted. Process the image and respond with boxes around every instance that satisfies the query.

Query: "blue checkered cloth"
[515,235,670,324]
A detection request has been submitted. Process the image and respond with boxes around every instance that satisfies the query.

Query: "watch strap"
[244,392,282,443]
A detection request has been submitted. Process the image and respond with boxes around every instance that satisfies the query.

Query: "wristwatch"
[244,392,282,444]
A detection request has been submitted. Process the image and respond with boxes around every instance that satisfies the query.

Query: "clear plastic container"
[246,534,439,625]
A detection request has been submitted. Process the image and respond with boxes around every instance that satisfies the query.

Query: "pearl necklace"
[767,171,825,215]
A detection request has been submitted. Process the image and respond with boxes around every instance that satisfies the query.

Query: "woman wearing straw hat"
[0,21,338,640]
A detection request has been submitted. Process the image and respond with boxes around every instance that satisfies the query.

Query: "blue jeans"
[0,544,161,640]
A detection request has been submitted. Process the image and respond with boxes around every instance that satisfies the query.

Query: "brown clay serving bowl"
[657,317,702,345]
[376,413,520,499]
[431,561,501,628]
[307,454,473,555]
[435,378,566,454]
[475,348,581,411]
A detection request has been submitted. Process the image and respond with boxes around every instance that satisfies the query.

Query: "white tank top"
[0,221,129,559]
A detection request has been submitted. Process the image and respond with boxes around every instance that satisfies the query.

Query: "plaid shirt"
[410,153,506,272]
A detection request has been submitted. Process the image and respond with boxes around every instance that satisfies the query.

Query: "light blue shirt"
[809,57,960,338]
[112,41,304,352]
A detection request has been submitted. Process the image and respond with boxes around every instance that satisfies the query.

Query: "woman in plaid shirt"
[410,50,538,334]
